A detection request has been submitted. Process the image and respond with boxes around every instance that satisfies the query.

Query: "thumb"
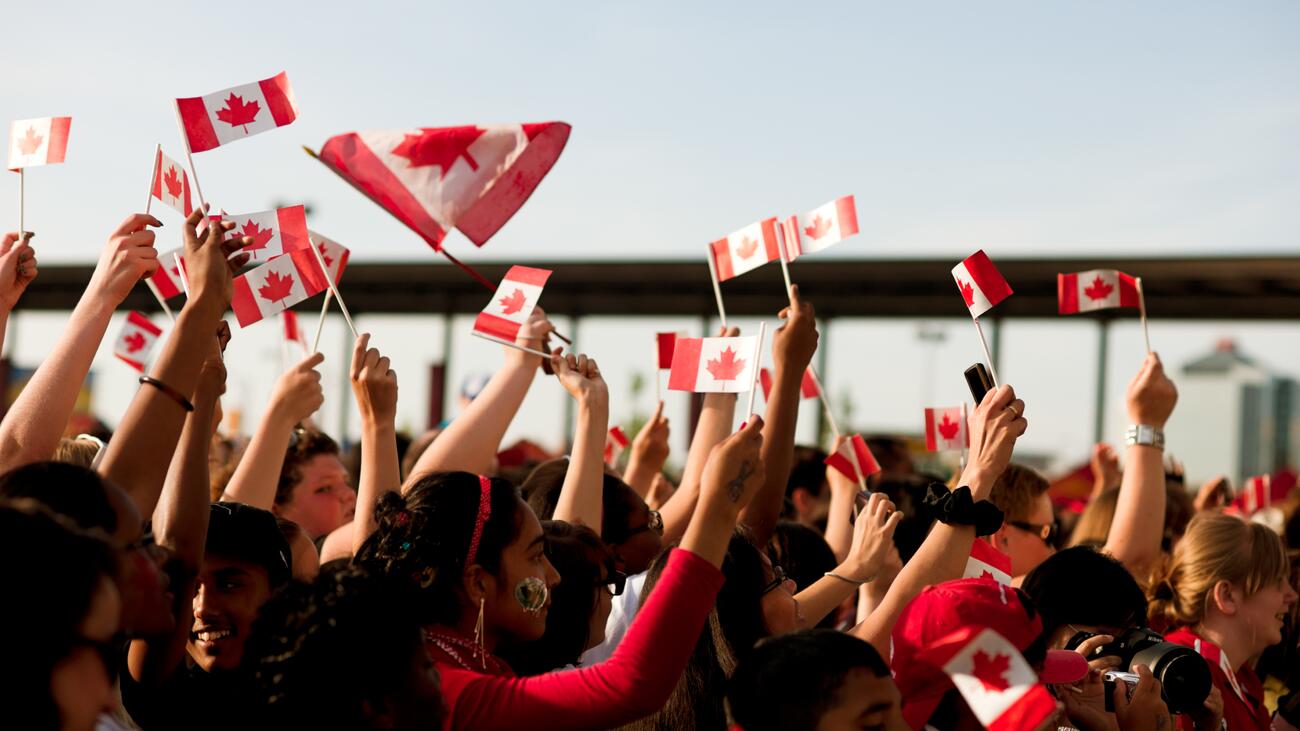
[300,351,326,371]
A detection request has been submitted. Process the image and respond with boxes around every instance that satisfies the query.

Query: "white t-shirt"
[579,571,647,665]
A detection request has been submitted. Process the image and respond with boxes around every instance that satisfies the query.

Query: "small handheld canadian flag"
[781,195,859,262]
[472,266,552,345]
[1058,270,1139,315]
[604,427,630,466]
[219,206,311,264]
[150,148,193,216]
[149,249,187,300]
[667,335,759,393]
[231,248,330,328]
[175,72,298,153]
[964,540,1013,586]
[282,311,305,346]
[307,231,352,285]
[656,332,680,370]
[708,218,781,282]
[1235,474,1271,515]
[824,434,881,485]
[921,627,1056,731]
[924,407,968,452]
[759,367,820,401]
[952,250,1013,319]
[8,116,71,170]
[114,312,163,372]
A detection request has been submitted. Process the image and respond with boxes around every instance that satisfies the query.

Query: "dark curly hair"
[356,471,525,626]
[275,427,341,506]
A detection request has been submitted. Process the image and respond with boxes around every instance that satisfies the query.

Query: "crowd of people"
[1,206,1298,731]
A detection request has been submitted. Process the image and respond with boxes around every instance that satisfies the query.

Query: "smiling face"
[1236,575,1299,655]
[482,501,560,648]
[277,454,356,540]
[188,555,273,672]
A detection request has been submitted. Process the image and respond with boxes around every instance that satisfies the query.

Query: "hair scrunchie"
[922,483,1004,536]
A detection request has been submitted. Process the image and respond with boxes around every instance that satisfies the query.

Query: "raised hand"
[350,333,398,424]
[182,205,251,313]
[1112,665,1170,731]
[87,214,162,306]
[772,284,818,373]
[962,384,1028,497]
[507,304,556,368]
[551,352,608,409]
[271,352,326,426]
[1194,475,1232,512]
[630,401,670,466]
[1126,353,1177,428]
[0,232,37,312]
[1090,443,1121,495]
[700,416,766,510]
[841,492,903,581]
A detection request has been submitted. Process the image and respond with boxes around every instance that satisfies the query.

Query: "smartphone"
[852,490,872,519]
[964,363,994,405]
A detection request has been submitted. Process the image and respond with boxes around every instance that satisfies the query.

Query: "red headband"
[466,475,492,566]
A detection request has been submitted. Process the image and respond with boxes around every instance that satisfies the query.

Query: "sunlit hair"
[274,427,340,506]
[986,463,1049,522]
[1069,488,1119,548]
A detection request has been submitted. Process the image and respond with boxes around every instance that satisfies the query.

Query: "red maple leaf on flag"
[391,125,487,180]
[705,347,746,382]
[215,93,261,133]
[257,270,296,304]
[16,127,43,155]
[938,413,960,440]
[123,332,146,353]
[1084,276,1113,301]
[169,262,182,278]
[979,570,996,582]
[958,279,975,306]
[499,288,527,315]
[970,650,1012,693]
[163,166,183,199]
[240,220,275,252]
[317,242,333,269]
[804,214,832,240]
[736,236,759,259]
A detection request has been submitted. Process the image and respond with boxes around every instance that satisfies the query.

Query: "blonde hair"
[1070,488,1119,548]
[52,438,100,468]
[1147,512,1288,629]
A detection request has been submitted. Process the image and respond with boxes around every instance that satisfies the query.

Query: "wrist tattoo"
[726,459,755,503]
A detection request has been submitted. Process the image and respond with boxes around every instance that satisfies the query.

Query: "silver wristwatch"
[1125,424,1164,450]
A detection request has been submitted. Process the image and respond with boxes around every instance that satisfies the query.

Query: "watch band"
[1125,424,1165,450]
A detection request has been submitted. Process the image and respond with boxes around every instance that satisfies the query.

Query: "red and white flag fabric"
[150,148,193,216]
[315,123,571,249]
[604,426,630,466]
[231,248,330,328]
[1236,475,1271,515]
[781,195,859,261]
[1058,270,1139,315]
[759,367,820,401]
[964,540,1013,586]
[656,332,680,370]
[922,627,1056,731]
[306,231,351,284]
[149,248,187,300]
[175,72,298,153]
[925,407,968,452]
[824,434,881,484]
[472,266,552,343]
[953,250,1013,319]
[667,335,759,393]
[708,218,781,282]
[8,116,71,170]
[218,206,310,264]
[282,311,305,346]
[114,312,163,372]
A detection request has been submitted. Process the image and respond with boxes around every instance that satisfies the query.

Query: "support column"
[1093,320,1110,444]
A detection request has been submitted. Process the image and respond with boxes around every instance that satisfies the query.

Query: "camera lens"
[1131,643,1211,715]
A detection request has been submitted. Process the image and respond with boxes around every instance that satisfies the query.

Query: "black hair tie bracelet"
[922,484,1004,537]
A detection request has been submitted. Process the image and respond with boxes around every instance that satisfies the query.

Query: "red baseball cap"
[891,578,1086,729]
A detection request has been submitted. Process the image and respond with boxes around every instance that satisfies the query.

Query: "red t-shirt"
[1165,627,1271,730]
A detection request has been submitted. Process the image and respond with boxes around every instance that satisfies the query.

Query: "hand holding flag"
[0,232,38,311]
[183,205,253,310]
[824,434,881,489]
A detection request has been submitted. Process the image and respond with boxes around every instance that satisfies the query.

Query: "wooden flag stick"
[311,290,333,355]
[777,221,795,292]
[172,102,208,211]
[807,365,841,439]
[653,335,662,403]
[1136,277,1152,354]
[845,444,868,493]
[473,331,552,359]
[145,144,160,215]
[973,318,999,387]
[17,169,24,245]
[308,242,359,339]
[743,322,767,419]
[146,279,176,323]
[706,251,728,329]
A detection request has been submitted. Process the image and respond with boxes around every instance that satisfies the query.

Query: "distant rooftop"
[1183,338,1262,375]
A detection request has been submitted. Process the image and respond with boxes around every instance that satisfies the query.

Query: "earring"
[473,596,487,670]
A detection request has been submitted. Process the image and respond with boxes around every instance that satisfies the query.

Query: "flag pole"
[172,102,208,211]
[653,335,662,403]
[473,331,552,359]
[706,251,728,329]
[145,144,160,215]
[1136,277,1152,354]
[743,322,767,419]
[807,365,841,439]
[17,169,24,246]
[146,279,176,323]
[845,442,868,494]
[972,318,999,387]
[777,220,795,292]
[311,290,332,354]
[308,242,359,339]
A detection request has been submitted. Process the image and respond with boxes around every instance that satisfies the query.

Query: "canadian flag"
[964,539,1013,586]
[1058,270,1139,315]
[149,248,187,300]
[472,266,552,343]
[150,148,193,216]
[709,218,781,282]
[218,206,311,264]
[175,72,298,153]
[1236,474,1271,515]
[8,116,71,170]
[924,627,1056,731]
[114,312,163,372]
[306,230,352,284]
[315,123,570,249]
[604,426,630,466]
[282,311,305,346]
[657,332,681,370]
[925,407,968,452]
[759,367,820,401]
[782,195,859,261]
[824,434,881,483]
[231,248,330,328]
[667,335,759,393]
[953,250,1013,319]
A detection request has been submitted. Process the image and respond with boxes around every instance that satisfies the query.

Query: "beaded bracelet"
[139,376,194,412]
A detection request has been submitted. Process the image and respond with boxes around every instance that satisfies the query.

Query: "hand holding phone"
[964,363,995,405]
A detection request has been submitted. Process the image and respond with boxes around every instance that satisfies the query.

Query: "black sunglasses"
[617,509,663,543]
[1008,520,1059,546]
[760,565,789,596]
[602,569,628,597]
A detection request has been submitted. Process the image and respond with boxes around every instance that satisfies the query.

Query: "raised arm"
[741,285,818,545]
[1103,353,1177,576]
[550,352,609,530]
[219,352,325,509]
[794,491,901,628]
[98,207,250,527]
[347,333,400,554]
[659,386,738,544]
[823,435,858,562]
[406,307,555,482]
[621,401,670,498]
[852,385,1027,654]
[0,216,160,474]
[0,231,38,357]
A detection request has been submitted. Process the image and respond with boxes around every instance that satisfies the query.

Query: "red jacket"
[1165,627,1271,730]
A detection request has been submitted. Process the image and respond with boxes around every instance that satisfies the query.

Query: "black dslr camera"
[1065,628,1211,714]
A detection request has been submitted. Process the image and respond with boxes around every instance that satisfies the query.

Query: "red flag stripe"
[1057,273,1079,315]
[318,133,450,250]
[503,265,552,288]
[45,117,71,164]
[709,240,735,282]
[969,539,1012,577]
[275,205,311,254]
[964,250,1013,304]
[759,368,774,401]
[835,195,859,237]
[455,123,571,246]
[176,97,219,153]
[259,72,298,127]
[667,337,704,391]
[231,275,260,328]
[1117,273,1140,307]
[473,312,523,342]
[850,435,881,478]
[924,408,940,450]
[126,311,162,337]
[759,218,780,262]
[656,333,677,369]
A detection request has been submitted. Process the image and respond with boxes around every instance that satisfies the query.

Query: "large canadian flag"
[667,335,759,393]
[782,195,859,261]
[150,148,193,216]
[964,539,1013,586]
[1058,269,1139,315]
[218,206,311,264]
[113,312,163,372]
[231,248,330,328]
[924,627,1056,731]
[709,218,781,282]
[925,407,968,452]
[149,248,187,300]
[315,123,571,249]
[604,426,630,466]
[306,230,352,285]
[175,72,298,152]
[824,434,881,483]
[8,116,71,170]
[953,250,1013,319]
[472,266,552,343]
[759,367,820,401]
